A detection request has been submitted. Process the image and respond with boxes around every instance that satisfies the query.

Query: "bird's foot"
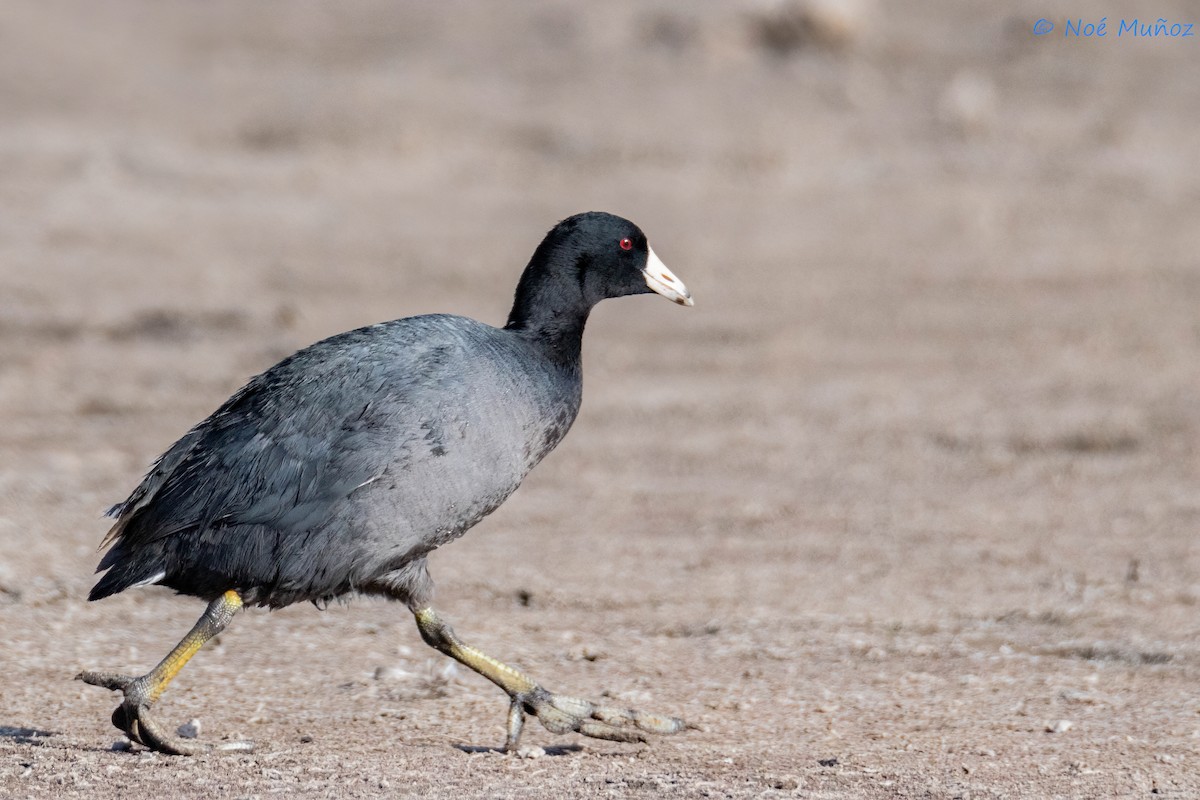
[505,686,689,752]
[76,670,253,756]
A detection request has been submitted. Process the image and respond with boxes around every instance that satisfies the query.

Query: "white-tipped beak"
[642,246,694,306]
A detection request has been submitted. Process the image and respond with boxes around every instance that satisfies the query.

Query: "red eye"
[619,238,633,251]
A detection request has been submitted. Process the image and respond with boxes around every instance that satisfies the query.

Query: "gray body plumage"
[78,213,694,757]
[92,314,581,608]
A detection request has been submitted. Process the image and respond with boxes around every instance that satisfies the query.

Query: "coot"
[78,211,693,754]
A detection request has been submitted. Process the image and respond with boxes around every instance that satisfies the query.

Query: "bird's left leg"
[411,605,688,752]
[77,590,251,755]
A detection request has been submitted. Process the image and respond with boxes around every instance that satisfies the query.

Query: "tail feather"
[88,541,167,601]
[97,514,129,551]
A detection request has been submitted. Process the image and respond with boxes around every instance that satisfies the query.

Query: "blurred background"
[1,1,1198,795]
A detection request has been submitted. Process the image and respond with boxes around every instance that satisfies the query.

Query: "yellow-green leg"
[413,606,688,752]
[77,590,251,755]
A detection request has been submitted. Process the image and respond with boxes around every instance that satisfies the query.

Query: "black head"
[506,212,692,337]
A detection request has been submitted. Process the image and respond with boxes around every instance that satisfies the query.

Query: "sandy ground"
[2,1,1199,797]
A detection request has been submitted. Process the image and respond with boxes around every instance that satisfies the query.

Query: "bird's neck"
[504,263,592,364]
[507,311,588,366]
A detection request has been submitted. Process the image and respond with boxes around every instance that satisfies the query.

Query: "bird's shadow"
[1,726,58,745]
[454,743,584,757]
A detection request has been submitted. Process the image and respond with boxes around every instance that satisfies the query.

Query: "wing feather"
[99,318,460,560]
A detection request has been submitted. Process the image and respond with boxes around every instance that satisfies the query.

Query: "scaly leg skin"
[77,590,252,755]
[413,606,689,752]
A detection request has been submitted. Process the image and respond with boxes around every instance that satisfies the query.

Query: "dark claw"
[76,669,252,755]
[76,671,135,693]
[577,720,648,743]
[111,705,145,745]
[508,686,688,751]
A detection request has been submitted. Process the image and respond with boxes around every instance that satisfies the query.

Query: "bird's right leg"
[411,605,688,752]
[77,589,252,755]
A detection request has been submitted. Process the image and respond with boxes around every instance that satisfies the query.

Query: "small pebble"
[516,746,545,759]
[1047,719,1073,734]
[177,719,202,739]
[111,739,132,752]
